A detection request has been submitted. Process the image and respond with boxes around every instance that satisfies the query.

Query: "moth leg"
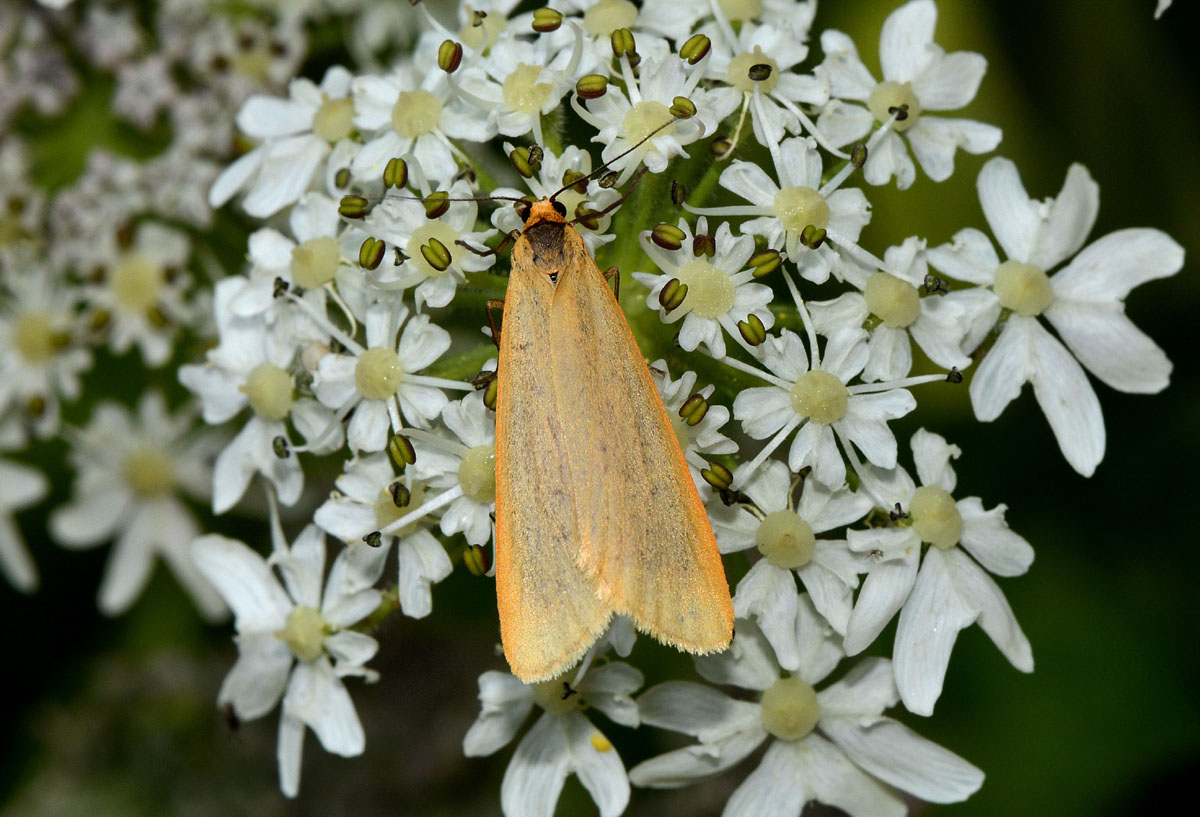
[486,299,505,348]
[601,266,620,299]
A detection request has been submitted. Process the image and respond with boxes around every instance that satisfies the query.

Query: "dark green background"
[3,0,1197,814]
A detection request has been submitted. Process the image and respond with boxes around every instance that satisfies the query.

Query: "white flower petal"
[501,714,570,817]
[843,551,918,655]
[565,713,629,817]
[820,715,983,802]
[276,712,304,798]
[977,157,1040,264]
[914,51,988,110]
[733,561,801,671]
[696,620,780,691]
[1046,299,1172,395]
[463,671,534,757]
[968,315,1036,422]
[956,497,1033,577]
[191,535,292,630]
[893,548,979,715]
[396,529,452,618]
[910,428,960,492]
[802,733,907,817]
[283,658,365,756]
[1030,163,1099,271]
[945,547,1033,672]
[723,739,808,817]
[218,632,293,719]
[817,656,897,717]
[879,0,936,82]
[1026,320,1105,476]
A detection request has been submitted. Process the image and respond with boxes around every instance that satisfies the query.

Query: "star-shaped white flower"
[815,0,1001,188]
[926,157,1184,476]
[697,136,871,284]
[191,524,387,797]
[634,217,773,359]
[313,451,452,619]
[711,460,873,660]
[463,656,642,817]
[629,609,983,815]
[210,66,357,218]
[312,302,454,451]
[49,391,226,619]
[180,278,338,514]
[845,429,1034,715]
[807,235,975,381]
[731,326,916,488]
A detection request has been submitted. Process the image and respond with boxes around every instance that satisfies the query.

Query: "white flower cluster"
[0,1,1184,815]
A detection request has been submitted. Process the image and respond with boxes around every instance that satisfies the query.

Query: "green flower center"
[789,370,848,425]
[993,260,1053,317]
[240,363,294,420]
[864,272,920,328]
[760,677,820,741]
[675,259,736,318]
[123,445,176,497]
[867,81,922,132]
[459,7,507,50]
[111,251,164,314]
[622,101,675,145]
[312,96,354,143]
[502,64,553,114]
[407,222,460,279]
[374,481,427,534]
[12,310,56,363]
[727,47,780,94]
[773,186,830,243]
[281,606,326,663]
[391,90,443,139]
[910,485,962,550]
[457,444,497,503]
[583,0,638,36]
[532,675,588,715]
[717,0,762,21]
[291,237,341,289]
[355,347,405,400]
[756,509,815,569]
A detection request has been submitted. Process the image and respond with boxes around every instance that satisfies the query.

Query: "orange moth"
[493,197,734,683]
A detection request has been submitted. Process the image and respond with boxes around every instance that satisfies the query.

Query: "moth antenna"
[548,113,684,203]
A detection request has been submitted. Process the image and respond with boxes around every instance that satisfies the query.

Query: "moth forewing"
[547,224,734,653]
[494,204,612,684]
[493,200,732,683]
